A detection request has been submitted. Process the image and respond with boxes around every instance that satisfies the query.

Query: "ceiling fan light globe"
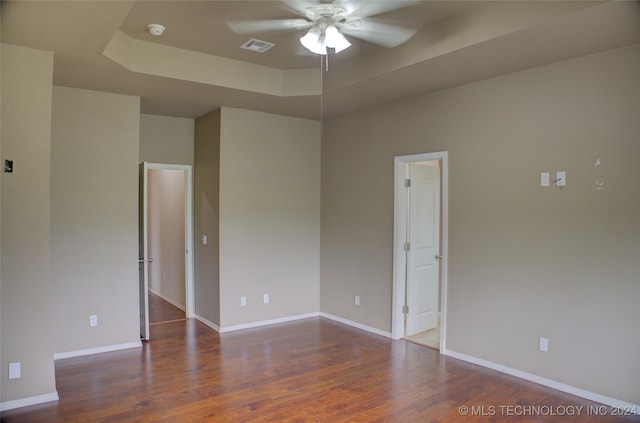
[300,29,327,55]
[333,33,351,53]
[324,25,340,48]
[324,25,351,53]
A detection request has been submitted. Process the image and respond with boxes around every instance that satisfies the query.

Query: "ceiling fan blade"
[340,19,418,48]
[337,0,421,18]
[280,0,323,16]
[228,19,311,35]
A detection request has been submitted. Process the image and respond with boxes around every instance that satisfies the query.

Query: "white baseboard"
[54,341,142,360]
[443,349,640,412]
[198,311,392,339]
[320,312,392,339]
[0,392,59,412]
[149,288,186,312]
[194,314,221,332]
[219,312,320,333]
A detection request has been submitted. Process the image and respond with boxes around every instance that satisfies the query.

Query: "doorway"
[139,163,194,340]
[392,152,448,352]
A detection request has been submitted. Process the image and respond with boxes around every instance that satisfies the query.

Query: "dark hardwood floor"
[2,318,637,422]
[148,292,185,324]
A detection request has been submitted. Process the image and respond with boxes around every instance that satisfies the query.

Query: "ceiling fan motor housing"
[303,5,349,30]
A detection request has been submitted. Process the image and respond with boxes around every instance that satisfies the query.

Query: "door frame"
[145,162,195,318]
[139,162,151,340]
[392,152,449,351]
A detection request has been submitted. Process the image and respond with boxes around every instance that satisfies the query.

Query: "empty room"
[1,1,639,421]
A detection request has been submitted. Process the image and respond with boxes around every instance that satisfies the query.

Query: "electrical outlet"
[240,296,247,307]
[90,314,98,327]
[263,293,270,304]
[539,337,549,352]
[355,295,360,306]
[9,362,21,380]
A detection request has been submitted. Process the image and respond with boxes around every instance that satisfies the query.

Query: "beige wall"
[148,169,186,308]
[140,114,194,165]
[1,44,57,402]
[194,109,221,325]
[219,107,321,328]
[51,86,140,354]
[321,44,640,404]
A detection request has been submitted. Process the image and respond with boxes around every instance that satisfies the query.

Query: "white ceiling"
[2,1,639,120]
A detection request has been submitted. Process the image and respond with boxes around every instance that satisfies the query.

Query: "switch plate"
[240,296,247,307]
[201,234,208,246]
[90,314,98,327]
[539,337,549,352]
[9,362,21,380]
[355,295,360,306]
[263,293,269,304]
[555,171,566,186]
[540,172,549,187]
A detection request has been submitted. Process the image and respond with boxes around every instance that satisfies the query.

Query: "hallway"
[149,292,185,325]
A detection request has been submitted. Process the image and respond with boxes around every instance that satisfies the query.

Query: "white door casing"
[405,163,440,336]
[392,152,448,351]
[139,162,194,340]
[146,163,195,319]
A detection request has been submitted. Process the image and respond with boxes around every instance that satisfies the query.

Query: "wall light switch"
[201,235,208,246]
[355,295,360,306]
[240,296,247,307]
[556,171,566,186]
[540,172,549,187]
[90,314,98,327]
[263,293,269,304]
[9,362,21,380]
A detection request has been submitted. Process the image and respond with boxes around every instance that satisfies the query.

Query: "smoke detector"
[147,24,166,36]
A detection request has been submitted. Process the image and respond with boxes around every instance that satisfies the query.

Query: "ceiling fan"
[228,0,422,55]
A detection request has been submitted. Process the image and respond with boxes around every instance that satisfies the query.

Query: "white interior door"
[138,162,151,340]
[406,162,440,336]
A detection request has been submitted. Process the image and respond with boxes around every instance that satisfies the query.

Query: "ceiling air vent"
[241,38,275,53]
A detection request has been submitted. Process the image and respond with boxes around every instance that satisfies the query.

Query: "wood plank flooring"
[2,318,638,422]
[148,292,185,324]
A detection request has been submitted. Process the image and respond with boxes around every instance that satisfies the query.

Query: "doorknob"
[435,255,442,260]
[138,258,154,263]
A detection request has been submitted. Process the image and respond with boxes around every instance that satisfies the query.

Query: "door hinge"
[402,305,409,314]
[404,242,410,251]
[404,178,411,188]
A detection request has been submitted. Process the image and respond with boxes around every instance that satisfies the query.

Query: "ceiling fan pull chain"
[320,55,324,128]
